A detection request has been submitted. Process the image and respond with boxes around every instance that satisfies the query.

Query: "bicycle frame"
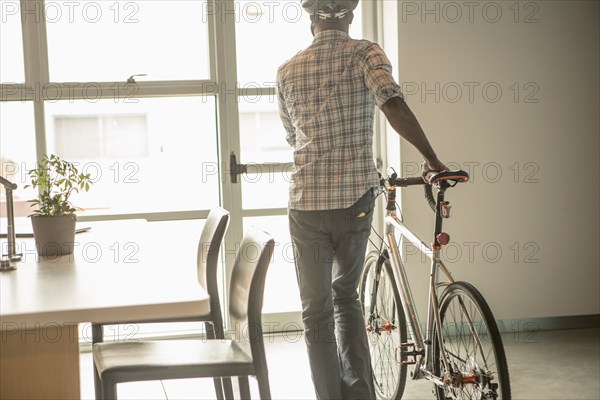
[376,184,487,387]
[383,212,451,384]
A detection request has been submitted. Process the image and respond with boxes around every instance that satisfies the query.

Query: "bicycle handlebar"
[383,169,470,213]
[389,176,425,187]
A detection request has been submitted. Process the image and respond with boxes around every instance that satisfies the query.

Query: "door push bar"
[229,151,293,184]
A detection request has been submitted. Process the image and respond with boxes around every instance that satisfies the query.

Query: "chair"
[93,227,275,399]
[92,207,232,399]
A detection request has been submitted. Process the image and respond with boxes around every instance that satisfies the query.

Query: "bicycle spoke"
[436,284,508,400]
[361,256,407,400]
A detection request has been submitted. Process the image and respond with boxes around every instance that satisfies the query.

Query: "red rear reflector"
[437,232,450,245]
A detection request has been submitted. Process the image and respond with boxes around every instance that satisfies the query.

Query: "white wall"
[389,0,599,320]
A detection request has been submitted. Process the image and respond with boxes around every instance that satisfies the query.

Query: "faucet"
[1,175,22,263]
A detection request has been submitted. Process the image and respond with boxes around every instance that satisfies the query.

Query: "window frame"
[0,0,385,222]
[1,0,224,222]
[0,0,389,332]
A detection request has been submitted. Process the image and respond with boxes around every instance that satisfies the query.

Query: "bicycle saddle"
[427,170,470,186]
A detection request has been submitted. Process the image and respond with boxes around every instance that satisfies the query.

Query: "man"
[277,1,446,398]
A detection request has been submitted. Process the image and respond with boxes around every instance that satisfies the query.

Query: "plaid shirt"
[277,30,403,211]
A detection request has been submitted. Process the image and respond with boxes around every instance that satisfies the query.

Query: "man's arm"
[381,96,446,173]
[358,42,446,174]
[276,78,296,147]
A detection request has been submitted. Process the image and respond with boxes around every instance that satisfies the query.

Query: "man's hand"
[422,159,448,182]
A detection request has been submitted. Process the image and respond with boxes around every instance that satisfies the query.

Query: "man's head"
[301,0,358,35]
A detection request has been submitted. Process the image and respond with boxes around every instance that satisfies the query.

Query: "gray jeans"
[289,189,376,400]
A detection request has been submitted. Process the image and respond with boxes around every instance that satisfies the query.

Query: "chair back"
[197,207,230,327]
[228,228,275,359]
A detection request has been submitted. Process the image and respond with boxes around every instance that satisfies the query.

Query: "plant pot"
[31,215,77,257]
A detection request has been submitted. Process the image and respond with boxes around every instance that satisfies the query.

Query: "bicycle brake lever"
[386,166,397,178]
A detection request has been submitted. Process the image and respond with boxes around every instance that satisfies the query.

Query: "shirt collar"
[312,30,350,45]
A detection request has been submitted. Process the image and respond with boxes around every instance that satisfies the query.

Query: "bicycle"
[359,168,511,400]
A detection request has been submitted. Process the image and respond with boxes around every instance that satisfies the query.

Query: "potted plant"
[25,154,93,256]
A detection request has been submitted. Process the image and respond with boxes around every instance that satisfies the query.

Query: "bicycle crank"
[395,342,424,365]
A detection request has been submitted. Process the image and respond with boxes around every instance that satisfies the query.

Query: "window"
[0,102,37,217]
[241,171,289,210]
[0,4,25,83]
[45,97,219,216]
[235,3,365,319]
[46,1,210,82]
[239,95,292,163]
[235,0,363,86]
[235,1,311,86]
[0,0,378,333]
[55,114,148,159]
[2,0,222,221]
[243,215,301,314]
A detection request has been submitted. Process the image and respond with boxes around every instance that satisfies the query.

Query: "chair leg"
[93,364,103,400]
[205,321,228,400]
[238,376,251,400]
[256,371,271,400]
[102,379,118,400]
[212,377,224,400]
[92,324,104,400]
[222,377,234,399]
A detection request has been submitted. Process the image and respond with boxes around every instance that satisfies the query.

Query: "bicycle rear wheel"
[359,251,407,400]
[433,281,511,400]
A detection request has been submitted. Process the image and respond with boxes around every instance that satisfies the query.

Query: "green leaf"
[24,154,93,217]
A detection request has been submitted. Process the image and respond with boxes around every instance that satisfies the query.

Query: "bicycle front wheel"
[433,281,511,400]
[359,251,407,400]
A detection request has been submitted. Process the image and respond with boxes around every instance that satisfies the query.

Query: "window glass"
[0,102,37,233]
[54,114,148,159]
[235,0,362,86]
[243,215,301,314]
[239,95,293,163]
[242,171,290,210]
[0,5,25,83]
[44,97,219,216]
[46,1,210,82]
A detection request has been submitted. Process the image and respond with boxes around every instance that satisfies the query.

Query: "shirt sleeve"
[359,42,404,108]
[276,78,296,147]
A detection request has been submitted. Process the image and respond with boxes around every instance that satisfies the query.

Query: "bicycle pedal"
[403,350,424,357]
[401,360,416,365]
[398,344,424,356]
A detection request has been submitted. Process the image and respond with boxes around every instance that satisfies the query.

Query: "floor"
[81,328,600,400]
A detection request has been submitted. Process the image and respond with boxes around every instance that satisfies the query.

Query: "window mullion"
[207,0,218,82]
[237,86,275,98]
[21,0,49,162]
[20,1,47,86]
[0,85,26,101]
[360,0,389,248]
[211,0,242,330]
[31,80,221,101]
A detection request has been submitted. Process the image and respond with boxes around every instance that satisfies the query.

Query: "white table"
[0,220,209,399]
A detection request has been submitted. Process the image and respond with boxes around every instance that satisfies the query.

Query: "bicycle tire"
[433,281,511,400]
[359,250,408,400]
